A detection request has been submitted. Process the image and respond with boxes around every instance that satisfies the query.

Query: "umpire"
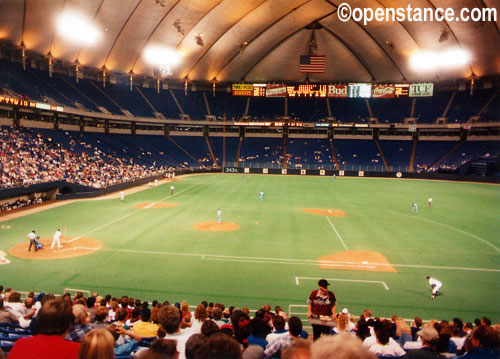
[307,279,337,340]
[27,230,38,252]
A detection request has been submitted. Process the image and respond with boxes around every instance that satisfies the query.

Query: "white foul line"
[296,276,389,291]
[346,203,499,253]
[67,177,214,243]
[326,216,348,250]
[70,247,500,273]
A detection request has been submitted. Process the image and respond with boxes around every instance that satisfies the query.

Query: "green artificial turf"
[0,174,498,322]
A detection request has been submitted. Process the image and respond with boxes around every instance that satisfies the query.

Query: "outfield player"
[412,202,418,213]
[51,229,63,250]
[170,185,174,196]
[217,208,222,224]
[428,197,432,208]
[259,191,264,201]
[426,276,442,299]
[120,191,125,201]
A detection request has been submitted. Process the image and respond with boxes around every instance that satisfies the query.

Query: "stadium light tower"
[57,11,100,45]
[410,48,469,71]
[144,45,183,77]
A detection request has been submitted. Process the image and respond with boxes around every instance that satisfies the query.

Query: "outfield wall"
[1,168,497,206]
[223,167,500,184]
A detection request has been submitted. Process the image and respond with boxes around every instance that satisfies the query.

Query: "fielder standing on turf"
[170,185,174,196]
[426,276,442,299]
[217,208,222,224]
[412,202,418,213]
[259,191,264,201]
[51,229,63,250]
[428,197,432,208]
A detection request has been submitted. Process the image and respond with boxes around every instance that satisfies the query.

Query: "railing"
[288,304,313,333]
[224,161,408,172]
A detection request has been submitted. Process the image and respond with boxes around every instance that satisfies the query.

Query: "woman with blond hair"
[79,328,115,359]
[332,312,354,334]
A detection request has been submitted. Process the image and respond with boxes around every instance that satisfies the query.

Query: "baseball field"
[0,173,499,322]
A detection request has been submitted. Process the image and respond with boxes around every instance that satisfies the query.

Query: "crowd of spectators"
[0,285,498,359]
[0,197,43,213]
[0,127,167,189]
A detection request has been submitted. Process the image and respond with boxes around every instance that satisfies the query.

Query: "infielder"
[27,230,38,252]
[51,229,63,250]
[217,208,222,224]
[426,276,442,299]
[412,202,418,213]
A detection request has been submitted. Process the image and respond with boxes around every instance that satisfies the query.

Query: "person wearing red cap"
[307,279,337,341]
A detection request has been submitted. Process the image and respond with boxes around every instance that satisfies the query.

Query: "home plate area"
[9,237,102,260]
[317,251,397,272]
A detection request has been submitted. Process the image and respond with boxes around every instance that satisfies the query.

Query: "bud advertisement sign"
[266,84,287,97]
[348,83,372,98]
[327,84,348,98]
[409,83,434,97]
[372,84,395,98]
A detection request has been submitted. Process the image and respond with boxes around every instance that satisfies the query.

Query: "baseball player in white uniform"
[428,197,432,208]
[426,276,442,299]
[217,208,222,224]
[51,229,63,250]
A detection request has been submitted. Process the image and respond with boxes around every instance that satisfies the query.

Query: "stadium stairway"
[283,136,288,169]
[166,135,207,169]
[204,136,219,167]
[235,137,243,167]
[427,140,465,172]
[329,138,340,170]
[408,138,417,172]
[374,138,390,171]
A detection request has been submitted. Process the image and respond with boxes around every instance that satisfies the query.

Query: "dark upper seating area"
[239,137,284,167]
[287,138,333,169]
[0,58,497,123]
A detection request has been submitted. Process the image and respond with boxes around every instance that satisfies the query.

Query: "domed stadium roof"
[0,0,498,83]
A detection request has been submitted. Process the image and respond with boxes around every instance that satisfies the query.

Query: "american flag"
[299,55,326,73]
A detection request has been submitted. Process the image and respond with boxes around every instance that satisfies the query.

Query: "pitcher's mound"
[9,237,102,260]
[302,208,346,217]
[193,222,240,232]
[134,202,178,209]
[317,251,397,272]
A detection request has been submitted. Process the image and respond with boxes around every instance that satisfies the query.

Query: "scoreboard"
[232,82,434,98]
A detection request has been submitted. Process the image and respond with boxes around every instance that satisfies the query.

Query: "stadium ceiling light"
[410,49,469,71]
[144,46,183,67]
[438,49,469,67]
[409,51,436,71]
[57,11,100,45]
